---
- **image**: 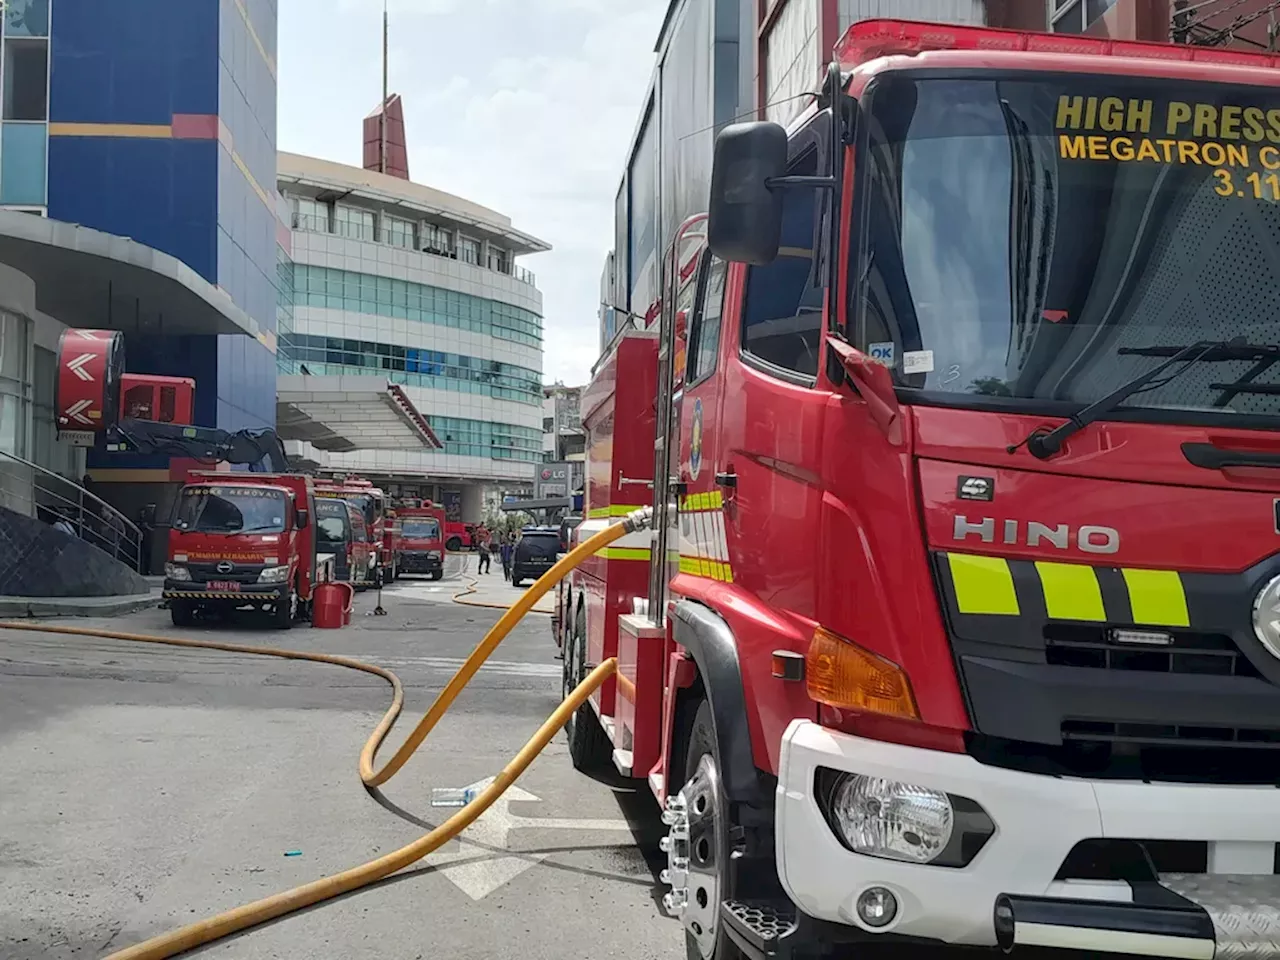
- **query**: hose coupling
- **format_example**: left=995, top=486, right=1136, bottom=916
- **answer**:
left=622, top=506, right=655, bottom=534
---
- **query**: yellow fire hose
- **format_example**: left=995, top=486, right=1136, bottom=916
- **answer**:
left=0, top=507, right=652, bottom=959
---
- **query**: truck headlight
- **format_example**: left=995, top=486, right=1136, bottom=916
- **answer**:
left=816, top=770, right=994, bottom=867
left=1253, top=574, right=1280, bottom=660
left=165, top=562, right=191, bottom=581
left=428, top=551, right=442, bottom=560
left=258, top=565, right=289, bottom=584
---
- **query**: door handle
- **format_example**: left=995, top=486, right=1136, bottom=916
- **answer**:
left=714, top=472, right=737, bottom=489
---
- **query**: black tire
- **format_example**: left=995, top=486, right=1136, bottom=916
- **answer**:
left=679, top=699, right=742, bottom=960
left=430, top=569, right=443, bottom=581
left=272, top=591, right=295, bottom=629
left=564, top=602, right=611, bottom=771
left=446, top=537, right=462, bottom=551
left=170, top=600, right=194, bottom=627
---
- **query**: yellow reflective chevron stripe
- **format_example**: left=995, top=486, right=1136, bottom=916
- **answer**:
left=948, top=554, right=1020, bottom=615
left=599, top=547, right=651, bottom=561
left=1121, top=568, right=1190, bottom=627
left=1035, top=561, right=1106, bottom=622
left=587, top=504, right=645, bottom=519
left=677, top=489, right=733, bottom=582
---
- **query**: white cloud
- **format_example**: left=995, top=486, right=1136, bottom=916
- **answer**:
left=279, top=0, right=667, bottom=386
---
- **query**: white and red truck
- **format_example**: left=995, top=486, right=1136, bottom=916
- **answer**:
left=557, top=16, right=1280, bottom=960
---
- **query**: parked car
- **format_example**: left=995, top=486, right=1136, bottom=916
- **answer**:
left=511, top=526, right=561, bottom=587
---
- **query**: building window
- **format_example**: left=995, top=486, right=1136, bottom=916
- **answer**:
left=292, top=197, right=330, bottom=233
left=1, top=121, right=46, bottom=204
left=5, top=0, right=50, bottom=37
left=31, top=344, right=78, bottom=477
left=292, top=265, right=544, bottom=346
left=1050, top=0, right=1117, bottom=33
left=382, top=214, right=415, bottom=249
left=459, top=237, right=481, bottom=265
left=284, top=331, right=542, bottom=402
left=0, top=310, right=30, bottom=457
left=3, top=37, right=47, bottom=120
left=426, top=415, right=543, bottom=462
left=487, top=246, right=510, bottom=274
left=334, top=204, right=375, bottom=241
left=421, top=223, right=453, bottom=256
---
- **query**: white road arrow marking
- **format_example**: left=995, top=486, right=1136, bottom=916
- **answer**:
left=66, top=353, right=96, bottom=382
left=426, top=777, right=634, bottom=900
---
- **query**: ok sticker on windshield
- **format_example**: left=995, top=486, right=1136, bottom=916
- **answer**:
left=868, top=342, right=895, bottom=367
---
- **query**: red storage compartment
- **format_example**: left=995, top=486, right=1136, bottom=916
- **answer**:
left=119, top=374, right=195, bottom=425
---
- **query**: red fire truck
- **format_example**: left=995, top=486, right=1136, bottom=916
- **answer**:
left=315, top=476, right=388, bottom=586
left=394, top=502, right=447, bottom=579
left=557, top=18, right=1280, bottom=960
left=164, top=471, right=327, bottom=628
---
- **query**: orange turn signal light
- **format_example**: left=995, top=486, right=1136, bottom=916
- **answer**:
left=805, top=627, right=918, bottom=719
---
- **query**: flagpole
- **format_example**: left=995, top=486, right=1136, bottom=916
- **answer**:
left=381, top=0, right=389, bottom=174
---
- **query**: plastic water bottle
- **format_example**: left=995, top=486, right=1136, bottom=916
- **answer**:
left=430, top=786, right=478, bottom=807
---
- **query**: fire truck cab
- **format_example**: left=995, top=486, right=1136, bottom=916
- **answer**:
left=164, top=472, right=328, bottom=628
left=559, top=18, right=1280, bottom=960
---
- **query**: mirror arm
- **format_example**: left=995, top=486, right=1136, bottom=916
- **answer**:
left=766, top=175, right=837, bottom=190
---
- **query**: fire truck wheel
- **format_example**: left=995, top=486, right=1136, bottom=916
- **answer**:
left=676, top=698, right=741, bottom=960
left=169, top=600, right=194, bottom=627
left=564, top=603, right=610, bottom=771
left=272, top=591, right=295, bottom=629
left=446, top=537, right=462, bottom=552
left=430, top=570, right=443, bottom=581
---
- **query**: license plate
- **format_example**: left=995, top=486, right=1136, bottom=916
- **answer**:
left=208, top=580, right=240, bottom=592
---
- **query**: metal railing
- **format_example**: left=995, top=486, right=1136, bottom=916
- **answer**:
left=0, top=448, right=144, bottom=572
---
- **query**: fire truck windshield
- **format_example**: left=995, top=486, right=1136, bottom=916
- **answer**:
left=855, top=72, right=1280, bottom=425
left=174, top=486, right=288, bottom=534
left=401, top=517, right=440, bottom=540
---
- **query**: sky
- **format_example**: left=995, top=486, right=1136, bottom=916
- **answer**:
left=277, top=0, right=669, bottom=387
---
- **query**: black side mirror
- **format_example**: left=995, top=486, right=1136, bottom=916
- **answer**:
left=295, top=507, right=310, bottom=530
left=707, top=121, right=788, bottom=265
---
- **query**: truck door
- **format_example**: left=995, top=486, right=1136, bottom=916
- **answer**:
left=675, top=250, right=730, bottom=587
left=714, top=115, right=832, bottom=618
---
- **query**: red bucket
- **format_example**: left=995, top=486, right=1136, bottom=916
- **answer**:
left=312, top=581, right=353, bottom=629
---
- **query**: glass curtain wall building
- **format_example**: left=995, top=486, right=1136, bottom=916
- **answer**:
left=276, top=152, right=549, bottom=488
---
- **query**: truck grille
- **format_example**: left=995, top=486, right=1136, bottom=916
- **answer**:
left=1044, top=624, right=1260, bottom=679
left=1062, top=719, right=1280, bottom=750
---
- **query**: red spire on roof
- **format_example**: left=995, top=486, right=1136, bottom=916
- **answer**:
left=363, top=94, right=410, bottom=180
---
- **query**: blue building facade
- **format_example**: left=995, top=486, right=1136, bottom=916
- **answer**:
left=36, top=0, right=279, bottom=469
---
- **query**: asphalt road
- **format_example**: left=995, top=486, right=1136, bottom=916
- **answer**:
left=0, top=567, right=682, bottom=959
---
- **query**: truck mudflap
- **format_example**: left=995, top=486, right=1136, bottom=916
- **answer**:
left=997, top=876, right=1280, bottom=960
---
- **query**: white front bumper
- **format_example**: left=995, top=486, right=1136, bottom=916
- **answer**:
left=776, top=719, right=1280, bottom=947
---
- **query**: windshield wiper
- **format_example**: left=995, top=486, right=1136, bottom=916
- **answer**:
left=1011, top=337, right=1249, bottom=460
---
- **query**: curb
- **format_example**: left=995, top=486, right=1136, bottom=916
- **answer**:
left=450, top=577, right=554, bottom=614
left=0, top=593, right=158, bottom=619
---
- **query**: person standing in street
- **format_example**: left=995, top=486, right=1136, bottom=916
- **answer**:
left=475, top=524, right=492, bottom=574
left=500, top=533, right=514, bottom=580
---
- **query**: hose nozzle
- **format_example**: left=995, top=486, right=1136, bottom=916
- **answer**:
left=622, top=506, right=654, bottom=534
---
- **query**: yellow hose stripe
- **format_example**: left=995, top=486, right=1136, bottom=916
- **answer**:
left=1121, top=568, right=1190, bottom=627
left=1035, top=561, right=1106, bottom=622
left=948, top=553, right=1020, bottom=616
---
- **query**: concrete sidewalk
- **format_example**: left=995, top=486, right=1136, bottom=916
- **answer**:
left=0, top=593, right=157, bottom=618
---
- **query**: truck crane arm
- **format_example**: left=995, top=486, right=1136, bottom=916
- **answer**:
left=107, top=418, right=291, bottom=473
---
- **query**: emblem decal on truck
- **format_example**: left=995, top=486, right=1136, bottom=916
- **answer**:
left=957, top=476, right=994, bottom=502
left=952, top=515, right=1120, bottom=554
left=689, top=397, right=704, bottom=482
